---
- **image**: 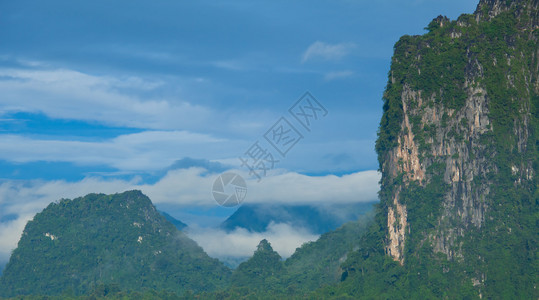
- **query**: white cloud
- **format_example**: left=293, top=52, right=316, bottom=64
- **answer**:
left=0, top=131, right=228, bottom=171
left=246, top=170, right=380, bottom=204
left=0, top=67, right=212, bottom=131
left=302, top=41, right=356, bottom=63
left=0, top=168, right=380, bottom=265
left=140, top=168, right=217, bottom=206
left=187, top=222, right=319, bottom=259
left=140, top=168, right=380, bottom=206
left=0, top=215, right=30, bottom=263
left=324, top=70, right=354, bottom=81
left=0, top=65, right=287, bottom=145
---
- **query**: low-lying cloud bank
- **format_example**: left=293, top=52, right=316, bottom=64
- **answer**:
left=186, top=222, right=319, bottom=260
left=141, top=168, right=380, bottom=206
left=0, top=168, right=380, bottom=267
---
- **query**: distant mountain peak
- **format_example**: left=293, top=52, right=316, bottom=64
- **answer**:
left=221, top=202, right=375, bottom=235
left=256, top=239, right=273, bottom=252
left=231, top=239, right=283, bottom=288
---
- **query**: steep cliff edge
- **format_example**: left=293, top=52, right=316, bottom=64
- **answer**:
left=337, top=0, right=538, bottom=298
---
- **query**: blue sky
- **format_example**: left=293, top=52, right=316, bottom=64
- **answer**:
left=0, top=0, right=478, bottom=262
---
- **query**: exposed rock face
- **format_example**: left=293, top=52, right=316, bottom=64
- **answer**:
left=378, top=0, right=538, bottom=267
left=386, top=189, right=407, bottom=263
left=477, top=0, right=539, bottom=26
left=382, top=68, right=496, bottom=262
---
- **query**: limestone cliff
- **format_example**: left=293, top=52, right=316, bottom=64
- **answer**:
left=370, top=0, right=538, bottom=297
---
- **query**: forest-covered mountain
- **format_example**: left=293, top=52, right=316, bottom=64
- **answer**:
left=227, top=214, right=372, bottom=294
left=0, top=190, right=372, bottom=299
left=0, top=191, right=230, bottom=297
